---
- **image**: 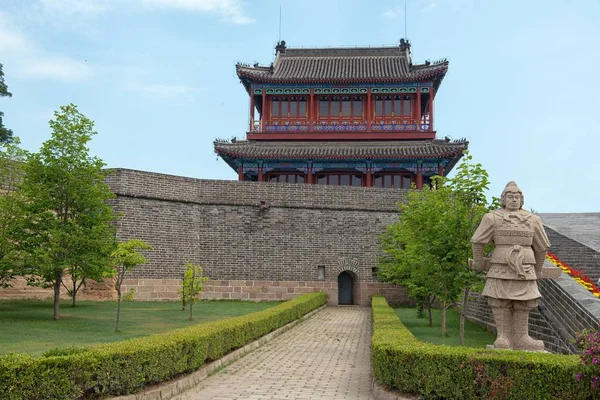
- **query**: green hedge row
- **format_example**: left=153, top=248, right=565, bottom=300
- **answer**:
left=371, top=296, right=592, bottom=400
left=0, top=292, right=327, bottom=400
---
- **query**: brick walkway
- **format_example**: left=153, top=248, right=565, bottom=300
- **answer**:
left=173, top=307, right=374, bottom=400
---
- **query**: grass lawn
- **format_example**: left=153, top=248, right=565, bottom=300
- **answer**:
left=395, top=306, right=496, bottom=348
left=0, top=299, right=281, bottom=356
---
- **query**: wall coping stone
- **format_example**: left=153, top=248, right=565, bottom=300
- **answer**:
left=545, top=259, right=600, bottom=320
left=106, top=168, right=407, bottom=213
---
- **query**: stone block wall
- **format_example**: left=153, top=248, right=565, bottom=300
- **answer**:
left=121, top=278, right=409, bottom=306
left=0, top=276, right=116, bottom=301
left=106, top=169, right=410, bottom=306
left=463, top=291, right=572, bottom=354
left=546, top=227, right=600, bottom=283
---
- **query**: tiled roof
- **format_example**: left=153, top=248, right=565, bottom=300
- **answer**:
left=214, top=139, right=467, bottom=161
left=236, top=45, right=448, bottom=86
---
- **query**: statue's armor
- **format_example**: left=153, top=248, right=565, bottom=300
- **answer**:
left=486, top=210, right=537, bottom=280
left=471, top=208, right=550, bottom=301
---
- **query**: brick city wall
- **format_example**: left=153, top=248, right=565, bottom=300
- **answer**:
left=546, top=227, right=600, bottom=283
left=464, top=261, right=600, bottom=354
left=107, top=169, right=410, bottom=306
left=463, top=290, right=573, bottom=354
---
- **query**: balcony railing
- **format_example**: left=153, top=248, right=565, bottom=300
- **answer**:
left=251, top=118, right=433, bottom=133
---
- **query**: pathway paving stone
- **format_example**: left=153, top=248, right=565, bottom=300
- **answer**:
left=173, top=307, right=373, bottom=400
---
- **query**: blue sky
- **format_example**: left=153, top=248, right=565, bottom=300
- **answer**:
left=1, top=0, right=598, bottom=212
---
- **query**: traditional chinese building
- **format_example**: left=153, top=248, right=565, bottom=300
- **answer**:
left=214, top=39, right=467, bottom=188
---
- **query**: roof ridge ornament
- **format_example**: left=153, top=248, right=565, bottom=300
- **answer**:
left=399, top=38, right=411, bottom=51
left=275, top=40, right=287, bottom=54
left=399, top=38, right=411, bottom=64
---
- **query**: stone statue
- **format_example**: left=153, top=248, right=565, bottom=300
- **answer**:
left=470, top=181, right=551, bottom=351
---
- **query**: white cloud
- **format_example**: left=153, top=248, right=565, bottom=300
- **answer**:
left=0, top=12, right=93, bottom=82
left=20, top=57, right=93, bottom=81
left=39, top=0, right=109, bottom=16
left=128, top=82, right=198, bottom=100
left=382, top=6, right=403, bottom=18
left=142, top=0, right=254, bottom=24
left=381, top=7, right=402, bottom=18
left=422, top=0, right=438, bottom=12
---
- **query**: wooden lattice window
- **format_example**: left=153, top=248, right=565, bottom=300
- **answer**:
left=268, top=174, right=305, bottom=183
left=374, top=95, right=412, bottom=118
left=373, top=174, right=412, bottom=189
left=270, top=96, right=307, bottom=119
left=317, top=96, right=365, bottom=119
left=315, top=173, right=363, bottom=187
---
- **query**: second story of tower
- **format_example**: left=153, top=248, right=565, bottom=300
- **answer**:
left=236, top=39, right=448, bottom=141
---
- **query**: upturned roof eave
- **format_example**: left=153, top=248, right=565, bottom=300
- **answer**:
left=216, top=153, right=465, bottom=161
left=214, top=142, right=468, bottom=162
left=236, top=69, right=448, bottom=94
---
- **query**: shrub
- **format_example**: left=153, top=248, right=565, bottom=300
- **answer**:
left=575, top=327, right=600, bottom=390
left=371, top=296, right=591, bottom=400
left=0, top=292, right=326, bottom=399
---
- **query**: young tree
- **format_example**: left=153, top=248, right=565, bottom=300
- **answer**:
left=0, top=137, right=28, bottom=287
left=447, top=153, right=499, bottom=344
left=379, top=152, right=494, bottom=339
left=111, top=239, right=152, bottom=332
left=0, top=63, right=13, bottom=144
left=63, top=245, right=117, bottom=307
left=179, top=263, right=209, bottom=321
left=19, top=104, right=118, bottom=320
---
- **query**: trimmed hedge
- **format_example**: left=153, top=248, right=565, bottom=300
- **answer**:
left=371, top=296, right=592, bottom=400
left=0, top=292, right=327, bottom=399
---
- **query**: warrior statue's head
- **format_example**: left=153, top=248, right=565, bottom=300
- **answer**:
left=500, top=181, right=524, bottom=211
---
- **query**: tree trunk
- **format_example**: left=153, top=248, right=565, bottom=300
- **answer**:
left=115, top=286, right=122, bottom=332
left=441, top=303, right=447, bottom=337
left=53, top=270, right=62, bottom=320
left=115, top=266, right=124, bottom=332
left=189, top=267, right=195, bottom=321
left=181, top=281, right=186, bottom=311
left=427, top=295, right=433, bottom=327
left=459, top=288, right=470, bottom=345
left=115, top=290, right=122, bottom=332
left=72, top=279, right=77, bottom=307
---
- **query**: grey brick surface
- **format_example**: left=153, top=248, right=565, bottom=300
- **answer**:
left=106, top=168, right=406, bottom=292
left=539, top=213, right=600, bottom=253
left=173, top=307, right=374, bottom=400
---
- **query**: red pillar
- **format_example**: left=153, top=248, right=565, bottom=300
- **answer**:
left=366, top=166, right=372, bottom=187
left=249, top=92, right=255, bottom=132
left=438, top=163, right=444, bottom=177
left=416, top=89, right=421, bottom=131
left=238, top=165, right=244, bottom=181
left=430, top=87, right=435, bottom=132
left=309, top=89, right=314, bottom=132
left=367, top=89, right=372, bottom=131
left=261, top=92, right=267, bottom=132
left=307, top=167, right=313, bottom=184
left=416, top=163, right=423, bottom=189
left=258, top=164, right=263, bottom=182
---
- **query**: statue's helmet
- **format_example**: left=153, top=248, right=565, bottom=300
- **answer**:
left=500, top=181, right=524, bottom=209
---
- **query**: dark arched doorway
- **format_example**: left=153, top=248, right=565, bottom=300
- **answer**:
left=338, top=271, right=354, bottom=305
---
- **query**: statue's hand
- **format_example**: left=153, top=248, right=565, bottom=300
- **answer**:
left=469, top=257, right=490, bottom=271
left=469, top=258, right=484, bottom=271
